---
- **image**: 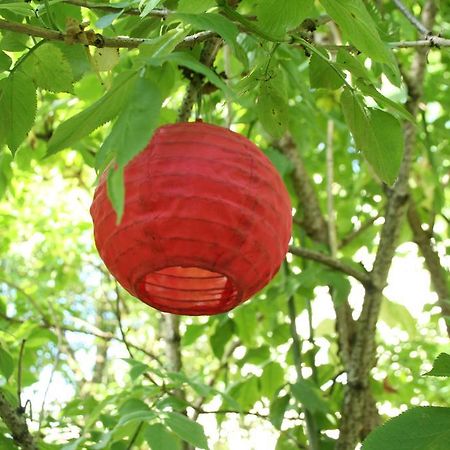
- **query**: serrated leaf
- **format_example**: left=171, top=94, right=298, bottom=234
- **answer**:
left=107, top=166, right=125, bottom=223
left=256, top=0, right=313, bottom=39
left=145, top=423, right=180, bottom=450
left=341, top=87, right=403, bottom=185
left=0, top=51, right=11, bottom=71
left=54, top=44, right=90, bottom=82
left=424, top=353, right=450, bottom=377
left=257, top=78, right=289, bottom=138
left=291, top=379, right=328, bottom=414
left=97, top=76, right=162, bottom=170
left=172, top=13, right=247, bottom=65
left=362, top=407, right=450, bottom=450
left=270, top=395, right=290, bottom=430
left=0, top=347, right=14, bottom=380
left=163, top=412, right=209, bottom=449
left=22, top=43, right=73, bottom=93
left=320, top=0, right=394, bottom=66
left=309, top=52, right=344, bottom=90
left=0, top=71, right=37, bottom=153
left=47, top=70, right=138, bottom=156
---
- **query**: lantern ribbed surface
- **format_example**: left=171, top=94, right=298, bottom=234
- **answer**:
left=90, top=122, right=292, bottom=315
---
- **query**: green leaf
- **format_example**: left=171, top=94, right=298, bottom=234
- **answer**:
left=355, top=79, right=415, bottom=122
left=336, top=49, right=373, bottom=82
left=291, top=379, right=328, bottom=414
left=0, top=51, right=11, bottom=71
left=117, top=410, right=155, bottom=426
left=181, top=323, right=207, bottom=347
left=256, top=0, right=313, bottom=39
left=380, top=297, right=417, bottom=336
left=309, top=52, right=344, bottom=90
left=139, top=29, right=189, bottom=59
left=0, top=151, right=13, bottom=199
left=163, top=412, right=209, bottom=449
left=270, top=395, right=290, bottom=430
left=424, top=353, right=450, bottom=377
left=0, top=347, right=14, bottom=380
left=107, top=166, right=125, bottom=223
left=233, top=304, right=257, bottom=346
left=48, top=70, right=138, bottom=156
left=340, top=87, right=403, bottom=185
left=0, top=71, right=37, bottom=153
left=210, top=317, right=234, bottom=359
left=362, top=407, right=450, bottom=450
left=0, top=32, right=29, bottom=52
left=228, top=377, right=260, bottom=411
left=171, top=13, right=247, bottom=65
left=257, top=78, right=289, bottom=138
left=145, top=423, right=180, bottom=450
left=26, top=328, right=57, bottom=348
left=319, top=0, right=394, bottom=65
left=148, top=52, right=234, bottom=99
left=261, top=362, right=285, bottom=399
left=21, top=43, right=73, bottom=93
left=54, top=43, right=91, bottom=82
left=97, top=76, right=162, bottom=170
left=0, top=3, right=33, bottom=16
left=177, top=0, right=215, bottom=13
left=140, top=0, right=163, bottom=18
left=95, top=12, right=123, bottom=29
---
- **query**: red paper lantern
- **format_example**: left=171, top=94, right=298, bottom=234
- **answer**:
left=90, top=122, right=292, bottom=315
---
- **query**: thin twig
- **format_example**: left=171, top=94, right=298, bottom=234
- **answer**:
left=0, top=391, right=37, bottom=450
left=0, top=18, right=215, bottom=49
left=392, top=0, right=430, bottom=35
left=288, top=246, right=372, bottom=287
left=17, top=340, right=27, bottom=410
left=339, top=215, right=379, bottom=248
left=127, top=421, right=144, bottom=449
left=114, top=282, right=134, bottom=359
left=38, top=349, right=61, bottom=431
left=286, top=264, right=319, bottom=450
left=326, top=120, right=338, bottom=257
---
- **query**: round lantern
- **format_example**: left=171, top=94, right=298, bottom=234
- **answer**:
left=90, top=122, right=292, bottom=315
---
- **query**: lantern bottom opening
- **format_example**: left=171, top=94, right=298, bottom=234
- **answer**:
left=136, top=266, right=239, bottom=315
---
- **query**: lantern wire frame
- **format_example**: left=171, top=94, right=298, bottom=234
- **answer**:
left=135, top=266, right=239, bottom=314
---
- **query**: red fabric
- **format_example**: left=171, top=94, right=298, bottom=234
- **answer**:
left=90, top=122, right=292, bottom=315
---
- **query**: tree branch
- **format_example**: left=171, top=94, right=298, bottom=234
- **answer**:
left=287, top=285, right=319, bottom=450
left=337, top=2, right=438, bottom=448
left=62, top=0, right=170, bottom=17
left=0, top=391, right=37, bottom=450
left=177, top=36, right=223, bottom=122
left=392, top=0, right=430, bottom=35
left=407, top=201, right=450, bottom=336
left=0, top=18, right=215, bottom=49
left=288, top=246, right=371, bottom=287
left=277, top=136, right=329, bottom=245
